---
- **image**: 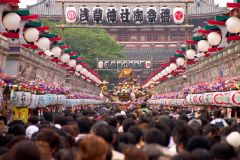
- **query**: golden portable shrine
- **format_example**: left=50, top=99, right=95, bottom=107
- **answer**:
left=100, top=68, right=156, bottom=103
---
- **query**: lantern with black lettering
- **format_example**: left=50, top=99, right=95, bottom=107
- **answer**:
left=106, top=6, right=117, bottom=23
left=79, top=6, right=90, bottom=23
left=147, top=6, right=157, bottom=24
left=120, top=6, right=130, bottom=23
left=93, top=6, right=103, bottom=24
left=133, top=7, right=144, bottom=24
left=173, top=6, right=184, bottom=24
left=160, top=6, right=170, bottom=23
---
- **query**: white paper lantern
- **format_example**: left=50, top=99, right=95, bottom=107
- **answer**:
left=24, top=28, right=39, bottom=43
left=198, top=40, right=210, bottom=52
left=147, top=7, right=157, bottom=24
left=75, top=72, right=80, bottom=76
left=3, top=13, right=21, bottom=31
left=133, top=7, right=144, bottom=24
left=170, top=63, right=177, bottom=71
left=36, top=37, right=51, bottom=50
left=51, top=46, right=62, bottom=58
left=93, top=6, right=104, bottom=24
left=106, top=6, right=117, bottom=23
left=76, top=64, right=83, bottom=71
left=80, top=68, right=87, bottom=74
left=66, top=7, right=77, bottom=23
left=207, top=32, right=222, bottom=46
left=173, top=7, right=185, bottom=24
left=161, top=69, right=167, bottom=76
left=68, top=59, right=76, bottom=68
left=119, top=6, right=131, bottom=23
left=166, top=67, right=172, bottom=73
left=226, top=17, right=240, bottom=34
left=60, top=54, right=70, bottom=63
left=176, top=57, right=185, bottom=66
left=186, top=49, right=196, bottom=60
left=44, top=50, right=54, bottom=57
left=98, top=61, right=103, bottom=69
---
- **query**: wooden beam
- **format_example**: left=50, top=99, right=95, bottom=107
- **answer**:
left=56, top=24, right=194, bottom=29
left=55, top=0, right=194, bottom=4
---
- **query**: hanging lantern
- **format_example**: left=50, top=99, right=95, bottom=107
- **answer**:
left=68, top=59, right=76, bottom=68
left=36, top=37, right=51, bottom=50
left=51, top=46, right=62, bottom=58
left=76, top=64, right=83, bottom=71
left=166, top=67, right=172, bottom=73
left=173, top=7, right=184, bottom=24
left=93, top=6, right=103, bottom=24
left=119, top=6, right=131, bottom=23
left=133, top=7, right=144, bottom=24
left=169, top=63, right=177, bottom=71
left=60, top=54, right=70, bottom=63
left=161, top=69, right=168, bottom=76
left=160, top=6, right=170, bottom=23
left=145, top=61, right=151, bottom=69
left=106, top=6, right=117, bottom=23
left=176, top=57, right=185, bottom=66
left=207, top=32, right=222, bottom=46
left=66, top=7, right=77, bottom=23
left=75, top=72, right=80, bottom=76
left=44, top=50, right=54, bottom=57
left=226, top=17, right=240, bottom=34
left=3, top=12, right=21, bottom=31
left=79, top=6, right=90, bottom=24
left=24, top=28, right=39, bottom=43
left=147, top=6, right=157, bottom=24
left=98, top=61, right=104, bottom=69
left=80, top=68, right=87, bottom=75
left=186, top=49, right=196, bottom=60
left=198, top=40, right=210, bottom=52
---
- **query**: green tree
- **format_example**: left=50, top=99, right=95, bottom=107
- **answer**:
left=41, top=19, right=124, bottom=78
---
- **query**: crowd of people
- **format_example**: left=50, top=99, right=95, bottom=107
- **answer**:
left=0, top=104, right=239, bottom=160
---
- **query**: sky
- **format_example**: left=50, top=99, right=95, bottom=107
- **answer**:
left=19, top=0, right=37, bottom=8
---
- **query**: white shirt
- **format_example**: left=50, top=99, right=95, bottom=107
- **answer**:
left=210, top=118, right=229, bottom=127
left=112, top=150, right=125, bottom=160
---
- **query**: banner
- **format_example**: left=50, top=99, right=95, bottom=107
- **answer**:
left=12, top=106, right=29, bottom=123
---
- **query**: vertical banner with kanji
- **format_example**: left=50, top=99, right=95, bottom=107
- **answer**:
left=12, top=106, right=29, bottom=123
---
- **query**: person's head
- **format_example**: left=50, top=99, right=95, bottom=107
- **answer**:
left=95, top=124, right=114, bottom=144
left=210, top=142, right=235, bottom=160
left=149, top=121, right=171, bottom=147
left=80, top=135, right=109, bottom=160
left=202, top=124, right=220, bottom=146
left=118, top=132, right=137, bottom=145
left=0, top=116, right=7, bottom=130
left=128, top=126, right=143, bottom=144
left=191, top=149, right=210, bottom=160
left=77, top=117, right=92, bottom=134
left=55, top=148, right=77, bottom=160
left=54, top=115, right=67, bottom=126
left=186, top=136, right=211, bottom=152
left=144, top=128, right=166, bottom=146
left=212, top=109, right=222, bottom=119
left=122, top=119, right=136, bottom=132
left=9, top=140, right=40, bottom=160
left=35, top=129, right=60, bottom=158
left=142, top=144, right=164, bottom=160
left=172, top=124, right=195, bottom=153
left=8, top=124, right=25, bottom=136
left=105, top=117, right=117, bottom=128
left=124, top=146, right=148, bottom=160
left=28, top=116, right=39, bottom=125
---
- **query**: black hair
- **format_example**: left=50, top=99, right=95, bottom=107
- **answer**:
left=122, top=119, right=136, bottom=132
left=144, top=128, right=166, bottom=146
left=95, top=125, right=113, bottom=144
left=105, top=117, right=117, bottom=128
left=0, top=116, right=7, bottom=125
left=186, top=136, right=211, bottom=152
left=8, top=124, right=25, bottom=136
left=210, top=142, right=235, bottom=160
left=77, top=117, right=92, bottom=134
left=54, top=115, right=67, bottom=126
left=127, top=126, right=143, bottom=143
